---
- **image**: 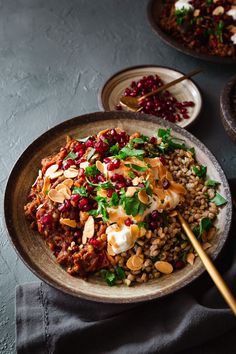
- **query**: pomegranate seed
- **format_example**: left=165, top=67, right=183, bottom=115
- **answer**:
left=183, top=114, right=190, bottom=119
left=79, top=198, right=90, bottom=211
left=74, top=142, right=84, bottom=152
left=125, top=179, right=132, bottom=187
left=85, top=139, right=94, bottom=148
left=149, top=221, right=158, bottom=230
left=162, top=178, right=170, bottom=189
left=175, top=260, right=185, bottom=270
left=58, top=200, right=71, bottom=212
left=107, top=159, right=120, bottom=171
left=159, top=156, right=167, bottom=165
left=150, top=136, right=157, bottom=144
left=111, top=173, right=124, bottom=182
left=125, top=218, right=133, bottom=226
left=94, top=139, right=109, bottom=154
left=89, top=238, right=101, bottom=247
left=63, top=158, right=75, bottom=170
left=115, top=104, right=122, bottom=110
left=150, top=210, right=159, bottom=220
left=107, top=189, right=114, bottom=198
left=103, top=157, right=111, bottom=164
left=70, top=194, right=80, bottom=204
left=115, top=181, right=125, bottom=189
left=74, top=230, right=82, bottom=238
left=98, top=175, right=105, bottom=182
left=41, top=213, right=53, bottom=225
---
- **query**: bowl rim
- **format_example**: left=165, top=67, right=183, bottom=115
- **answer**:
left=146, top=0, right=236, bottom=65
left=98, top=64, right=203, bottom=129
left=220, top=74, right=236, bottom=144
left=4, top=111, right=232, bottom=303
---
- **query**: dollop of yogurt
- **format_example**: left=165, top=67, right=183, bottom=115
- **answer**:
left=230, top=33, right=236, bottom=45
left=106, top=224, right=134, bottom=254
left=175, top=0, right=193, bottom=11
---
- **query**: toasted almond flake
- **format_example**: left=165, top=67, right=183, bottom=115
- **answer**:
left=170, top=181, right=186, bottom=195
left=62, top=179, right=74, bottom=188
left=202, top=242, right=211, bottom=250
left=80, top=211, right=89, bottom=224
left=55, top=184, right=72, bottom=199
left=228, top=25, right=236, bottom=34
left=82, top=215, right=95, bottom=243
left=138, top=190, right=149, bottom=204
left=60, top=218, right=77, bottom=228
left=126, top=255, right=143, bottom=271
left=64, top=167, right=78, bottom=178
left=96, top=160, right=105, bottom=174
left=212, top=6, right=224, bottom=16
left=169, top=210, right=177, bottom=217
left=48, top=189, right=65, bottom=203
left=207, top=227, right=217, bottom=241
left=107, top=242, right=116, bottom=256
left=144, top=157, right=159, bottom=167
left=49, top=170, right=64, bottom=179
left=130, top=224, right=140, bottom=241
left=186, top=252, right=195, bottom=265
left=154, top=261, right=173, bottom=274
left=97, top=189, right=107, bottom=197
left=193, top=9, right=200, bottom=17
left=132, top=176, right=144, bottom=185
left=126, top=186, right=137, bottom=197
left=80, top=161, right=89, bottom=169
left=42, top=176, right=51, bottom=194
left=97, top=128, right=109, bottom=138
left=45, top=164, right=59, bottom=177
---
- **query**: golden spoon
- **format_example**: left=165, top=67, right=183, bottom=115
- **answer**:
left=119, top=68, right=202, bottom=112
left=177, top=211, right=236, bottom=315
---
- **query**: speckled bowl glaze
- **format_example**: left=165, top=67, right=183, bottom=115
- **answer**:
left=4, top=111, right=232, bottom=303
left=147, top=0, right=236, bottom=65
left=220, top=75, right=236, bottom=144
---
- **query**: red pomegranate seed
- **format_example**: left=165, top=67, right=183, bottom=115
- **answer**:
left=150, top=136, right=157, bottom=144
left=103, top=157, right=111, bottom=164
left=115, top=181, right=125, bottom=189
left=162, top=178, right=170, bottom=189
left=74, top=142, right=84, bottom=152
left=79, top=197, right=90, bottom=211
left=107, top=189, right=114, bottom=198
left=85, top=139, right=94, bottom=148
left=107, top=159, right=120, bottom=171
left=111, top=173, right=124, bottom=182
left=124, top=218, right=133, bottom=226
left=41, top=213, right=53, bottom=225
left=74, top=230, right=82, bottom=238
left=159, top=156, right=167, bottom=165
left=175, top=260, right=185, bottom=270
left=70, top=194, right=80, bottom=204
left=150, top=210, right=159, bottom=220
left=63, top=158, right=75, bottom=170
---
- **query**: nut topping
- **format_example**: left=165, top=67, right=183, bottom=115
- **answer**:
left=154, top=261, right=173, bottom=274
left=82, top=215, right=95, bottom=243
left=126, top=255, right=144, bottom=271
left=60, top=218, right=77, bottom=228
left=48, top=189, right=65, bottom=203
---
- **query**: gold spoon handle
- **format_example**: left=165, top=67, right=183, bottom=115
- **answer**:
left=177, top=211, right=236, bottom=315
left=139, top=68, right=202, bottom=102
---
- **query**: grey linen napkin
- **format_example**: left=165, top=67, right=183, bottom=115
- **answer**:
left=16, top=190, right=236, bottom=354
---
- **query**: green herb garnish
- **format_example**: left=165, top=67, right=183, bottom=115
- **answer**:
left=205, top=179, right=220, bottom=188
left=131, top=136, right=149, bottom=144
left=199, top=217, right=213, bottom=236
left=157, top=128, right=189, bottom=152
left=120, top=191, right=148, bottom=217
left=115, top=266, right=125, bottom=280
left=89, top=196, right=109, bottom=221
left=72, top=186, right=88, bottom=197
left=128, top=171, right=136, bottom=179
left=210, top=193, right=227, bottom=206
left=175, top=8, right=192, bottom=25
left=64, top=151, right=77, bottom=160
left=116, top=146, right=145, bottom=160
left=126, top=164, right=148, bottom=172
left=109, top=145, right=120, bottom=155
left=137, top=221, right=147, bottom=229
left=192, top=165, right=207, bottom=178
left=109, top=192, right=119, bottom=207
left=100, top=270, right=116, bottom=286
left=150, top=256, right=159, bottom=263
left=85, top=164, right=99, bottom=177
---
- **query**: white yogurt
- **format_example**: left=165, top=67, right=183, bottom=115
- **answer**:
left=106, top=224, right=134, bottom=254
left=230, top=33, right=236, bottom=45
left=175, top=0, right=194, bottom=11
left=227, top=8, right=236, bottom=21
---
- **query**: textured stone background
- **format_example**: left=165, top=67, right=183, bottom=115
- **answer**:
left=0, top=0, right=236, bottom=352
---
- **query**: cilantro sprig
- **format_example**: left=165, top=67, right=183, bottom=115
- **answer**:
left=157, top=128, right=190, bottom=153
left=72, top=186, right=88, bottom=197
left=85, top=165, right=99, bottom=177
left=100, top=266, right=126, bottom=286
left=210, top=193, right=227, bottom=206
left=120, top=190, right=148, bottom=217
left=192, top=165, right=207, bottom=178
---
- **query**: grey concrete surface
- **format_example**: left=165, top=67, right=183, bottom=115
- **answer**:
left=0, top=0, right=235, bottom=352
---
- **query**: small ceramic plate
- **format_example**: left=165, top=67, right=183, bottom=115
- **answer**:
left=4, top=111, right=232, bottom=303
left=220, top=75, right=236, bottom=144
left=147, top=0, right=236, bottom=65
left=99, top=65, right=202, bottom=129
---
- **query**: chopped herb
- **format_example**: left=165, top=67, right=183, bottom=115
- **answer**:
left=90, top=196, right=109, bottom=221
left=205, top=179, right=220, bottom=187
left=137, top=221, right=147, bottom=229
left=116, top=146, right=145, bottom=160
left=150, top=256, right=159, bottom=263
left=157, top=128, right=189, bottom=152
left=206, top=0, right=213, bottom=5
left=115, top=266, right=125, bottom=280
left=216, top=20, right=224, bottom=43
left=175, top=8, right=192, bottom=25
left=144, top=180, right=153, bottom=196
left=132, top=136, right=149, bottom=144
left=72, top=186, right=88, bottom=197
left=100, top=270, right=116, bottom=286
left=193, top=226, right=200, bottom=237
left=192, top=165, right=207, bottom=178
left=128, top=171, right=136, bottom=179
left=77, top=136, right=91, bottom=142
left=210, top=193, right=227, bottom=206
left=180, top=251, right=187, bottom=263
left=86, top=148, right=96, bottom=160
left=187, top=147, right=195, bottom=156
left=109, top=192, right=119, bottom=207
left=199, top=217, right=213, bottom=236
left=120, top=191, right=148, bottom=217
left=127, top=164, right=148, bottom=172
left=109, top=145, right=120, bottom=155
left=86, top=178, right=113, bottom=190
left=64, top=151, right=77, bottom=160
left=85, top=164, right=99, bottom=177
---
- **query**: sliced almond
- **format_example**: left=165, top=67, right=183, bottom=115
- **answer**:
left=60, top=218, right=77, bottom=228
left=207, top=227, right=217, bottom=241
left=212, top=6, right=224, bottom=16
left=42, top=176, right=51, bottom=194
left=82, top=215, right=95, bottom=244
left=49, top=170, right=64, bottom=179
left=202, top=242, right=211, bottom=250
left=227, top=25, right=236, bottom=34
left=132, top=176, right=144, bottom=185
left=154, top=261, right=173, bottom=274
left=64, top=167, right=78, bottom=178
left=48, top=189, right=65, bottom=203
left=130, top=224, right=140, bottom=241
left=169, top=210, right=177, bottom=217
left=126, top=186, right=137, bottom=197
left=138, top=190, right=149, bottom=204
left=186, top=252, right=195, bottom=265
left=107, top=242, right=116, bottom=256
left=97, top=128, right=109, bottom=138
left=96, top=160, right=105, bottom=174
left=45, top=164, right=59, bottom=177
left=62, top=178, right=74, bottom=188
left=80, top=161, right=89, bottom=169
left=193, top=9, right=200, bottom=17
left=126, top=255, right=143, bottom=271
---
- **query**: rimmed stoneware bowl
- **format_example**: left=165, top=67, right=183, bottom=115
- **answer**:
left=220, top=75, right=236, bottom=144
left=99, top=65, right=202, bottom=129
left=4, top=111, right=232, bottom=303
left=147, top=0, right=236, bottom=65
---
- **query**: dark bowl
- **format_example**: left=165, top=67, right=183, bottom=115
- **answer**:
left=147, top=0, right=236, bottom=65
left=4, top=111, right=232, bottom=303
left=220, top=75, right=236, bottom=144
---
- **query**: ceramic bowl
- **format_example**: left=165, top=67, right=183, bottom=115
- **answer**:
left=220, top=75, right=236, bottom=144
left=99, top=65, right=202, bottom=129
left=4, top=111, right=232, bottom=303
left=147, top=0, right=236, bottom=65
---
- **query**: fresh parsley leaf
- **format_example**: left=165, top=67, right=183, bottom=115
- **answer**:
left=144, top=180, right=153, bottom=196
left=77, top=136, right=91, bottom=142
left=109, top=145, right=120, bottom=155
left=64, top=151, right=77, bottom=160
left=187, top=147, right=195, bottom=156
left=137, top=221, right=147, bottom=229
left=100, top=270, right=116, bottom=286
left=86, top=148, right=96, bottom=160
left=175, top=8, right=192, bottom=25
left=86, top=178, right=113, bottom=190
left=85, top=165, right=99, bottom=177
left=72, top=186, right=88, bottom=197
left=192, top=165, right=207, bottom=178
left=115, top=266, right=125, bottom=280
left=193, top=226, right=200, bottom=237
left=109, top=192, right=119, bottom=207
left=205, top=179, right=220, bottom=188
left=210, top=193, right=227, bottom=206
left=127, top=164, right=148, bottom=172
left=132, top=136, right=148, bottom=144
left=157, top=128, right=188, bottom=152
left=116, top=147, right=145, bottom=160
left=199, top=217, right=212, bottom=236
left=120, top=192, right=148, bottom=217
left=128, top=171, right=136, bottom=179
left=93, top=196, right=109, bottom=221
left=180, top=251, right=187, bottom=263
